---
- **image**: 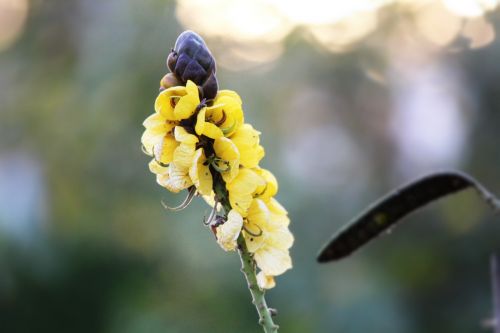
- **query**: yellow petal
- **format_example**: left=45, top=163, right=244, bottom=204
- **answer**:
left=244, top=199, right=270, bottom=253
left=161, top=163, right=192, bottom=192
left=195, top=107, right=206, bottom=136
left=174, top=126, right=199, bottom=144
left=143, top=112, right=165, bottom=128
left=267, top=198, right=290, bottom=227
left=189, top=148, right=213, bottom=196
left=214, top=137, right=240, bottom=182
left=203, top=122, right=224, bottom=139
left=216, top=90, right=243, bottom=105
left=196, top=107, right=225, bottom=139
left=148, top=159, right=168, bottom=175
left=142, top=113, right=177, bottom=155
left=230, top=124, right=265, bottom=168
left=214, top=137, right=240, bottom=161
left=256, top=272, right=276, bottom=290
left=213, top=93, right=244, bottom=137
left=173, top=143, right=196, bottom=170
left=141, top=129, right=164, bottom=155
left=254, top=246, right=292, bottom=276
left=267, top=225, right=294, bottom=250
left=220, top=160, right=239, bottom=184
left=255, top=168, right=278, bottom=200
left=154, top=135, right=178, bottom=165
left=155, top=87, right=186, bottom=120
left=174, top=81, right=200, bottom=120
left=216, top=210, right=243, bottom=252
left=227, top=168, right=265, bottom=216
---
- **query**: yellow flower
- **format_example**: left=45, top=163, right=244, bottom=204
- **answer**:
left=148, top=126, right=198, bottom=193
left=155, top=80, right=200, bottom=121
left=141, top=113, right=178, bottom=163
left=195, top=107, right=224, bottom=139
left=243, top=199, right=293, bottom=277
left=212, top=90, right=244, bottom=137
left=215, top=210, right=243, bottom=251
left=226, top=168, right=265, bottom=216
left=142, top=80, right=201, bottom=163
left=213, top=137, right=240, bottom=183
left=229, top=124, right=265, bottom=168
left=254, top=168, right=278, bottom=201
left=194, top=89, right=244, bottom=138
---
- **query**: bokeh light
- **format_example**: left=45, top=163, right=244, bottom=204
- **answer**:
left=177, top=0, right=500, bottom=69
left=0, top=0, right=29, bottom=52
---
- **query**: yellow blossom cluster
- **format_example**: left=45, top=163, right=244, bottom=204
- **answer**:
left=141, top=80, right=293, bottom=289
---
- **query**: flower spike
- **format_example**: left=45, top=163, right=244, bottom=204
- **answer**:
left=142, top=30, right=292, bottom=332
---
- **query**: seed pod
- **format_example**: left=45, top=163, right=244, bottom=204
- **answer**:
left=167, top=30, right=218, bottom=99
left=317, top=171, right=500, bottom=263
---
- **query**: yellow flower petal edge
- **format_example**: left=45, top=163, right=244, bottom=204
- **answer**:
left=230, top=124, right=265, bottom=168
left=216, top=210, right=243, bottom=251
left=227, top=168, right=266, bottom=216
left=214, top=137, right=240, bottom=183
left=173, top=80, right=200, bottom=120
left=256, top=271, right=276, bottom=290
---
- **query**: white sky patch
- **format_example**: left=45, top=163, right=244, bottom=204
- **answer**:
left=389, top=60, right=468, bottom=178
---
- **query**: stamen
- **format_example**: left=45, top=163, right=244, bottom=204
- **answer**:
left=150, top=147, right=169, bottom=167
left=214, top=110, right=227, bottom=126
left=254, top=184, right=268, bottom=198
left=203, top=201, right=219, bottom=226
left=141, top=144, right=153, bottom=157
left=221, top=120, right=236, bottom=135
left=170, top=96, right=181, bottom=108
left=243, top=224, right=263, bottom=237
left=161, top=187, right=196, bottom=211
left=154, top=159, right=169, bottom=168
left=211, top=159, right=230, bottom=172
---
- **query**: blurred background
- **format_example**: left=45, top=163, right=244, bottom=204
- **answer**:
left=1, top=0, right=500, bottom=332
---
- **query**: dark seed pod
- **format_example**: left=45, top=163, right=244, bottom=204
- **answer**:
left=317, top=171, right=500, bottom=263
left=167, top=30, right=218, bottom=99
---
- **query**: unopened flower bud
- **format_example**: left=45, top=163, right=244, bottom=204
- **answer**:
left=167, top=30, right=218, bottom=99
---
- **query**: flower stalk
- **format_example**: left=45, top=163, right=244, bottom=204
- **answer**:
left=213, top=174, right=279, bottom=333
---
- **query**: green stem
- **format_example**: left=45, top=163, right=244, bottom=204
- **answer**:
left=237, top=235, right=279, bottom=333
left=213, top=175, right=279, bottom=333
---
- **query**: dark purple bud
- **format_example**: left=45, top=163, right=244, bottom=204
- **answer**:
left=201, top=71, right=219, bottom=100
left=167, top=31, right=218, bottom=99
